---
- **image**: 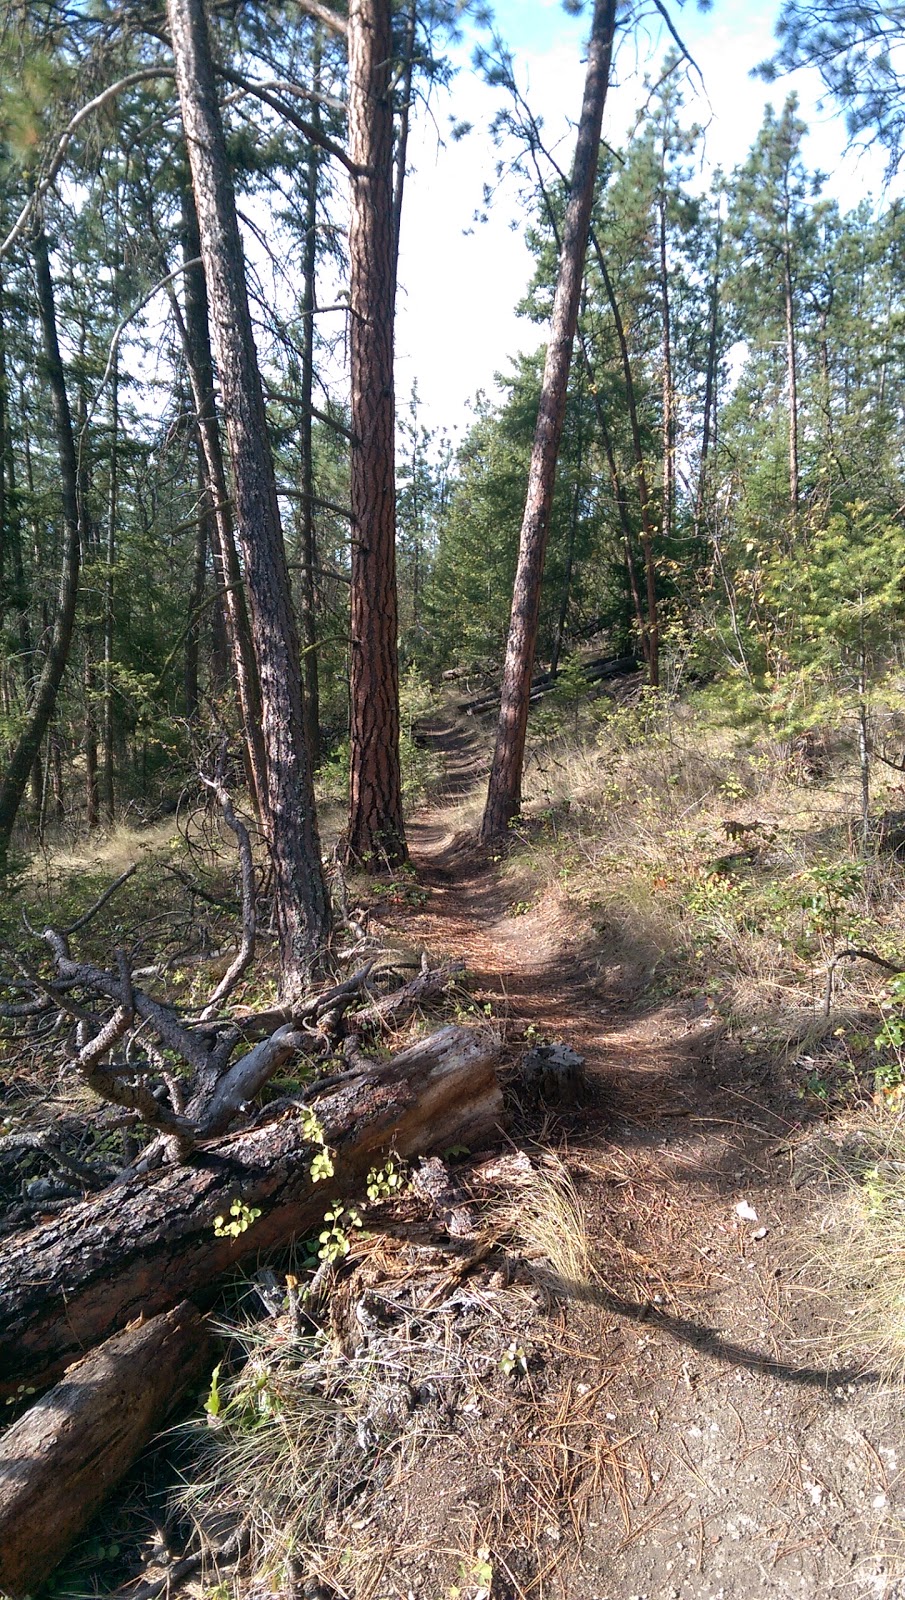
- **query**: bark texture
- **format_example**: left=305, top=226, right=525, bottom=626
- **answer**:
left=0, top=1303, right=211, bottom=1600
left=0, top=1025, right=502, bottom=1393
left=346, top=0, right=406, bottom=866
left=167, top=0, right=331, bottom=983
left=480, top=0, right=617, bottom=844
left=178, top=181, right=268, bottom=815
left=0, top=224, right=81, bottom=865
left=299, top=33, right=323, bottom=767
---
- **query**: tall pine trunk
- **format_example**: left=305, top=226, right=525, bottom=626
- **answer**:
left=167, top=0, right=331, bottom=987
left=0, top=224, right=81, bottom=869
left=783, top=233, right=800, bottom=520
left=345, top=0, right=406, bottom=866
left=592, top=240, right=660, bottom=685
left=177, top=183, right=268, bottom=816
left=658, top=183, right=674, bottom=550
left=694, top=209, right=722, bottom=541
left=298, top=27, right=323, bottom=768
left=480, top=0, right=617, bottom=846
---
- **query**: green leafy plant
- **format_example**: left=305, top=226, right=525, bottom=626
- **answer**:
left=499, top=1341, right=528, bottom=1378
left=213, top=1199, right=262, bottom=1238
left=301, top=1107, right=336, bottom=1183
left=318, top=1203, right=363, bottom=1262
left=366, top=1157, right=405, bottom=1201
left=205, top=1362, right=223, bottom=1419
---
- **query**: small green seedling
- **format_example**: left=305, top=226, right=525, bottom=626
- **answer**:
left=213, top=1199, right=261, bottom=1238
left=205, top=1361, right=223, bottom=1418
left=499, top=1342, right=528, bottom=1379
left=301, top=1106, right=336, bottom=1182
left=366, top=1157, right=405, bottom=1201
left=318, top=1203, right=363, bottom=1262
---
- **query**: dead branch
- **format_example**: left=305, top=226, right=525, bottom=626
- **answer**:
left=0, top=1128, right=111, bottom=1190
left=823, top=945, right=905, bottom=1015
left=0, top=1302, right=212, bottom=1600
left=0, top=1024, right=504, bottom=1393
left=62, top=864, right=138, bottom=935
left=198, top=773, right=256, bottom=1018
left=352, top=959, right=465, bottom=1030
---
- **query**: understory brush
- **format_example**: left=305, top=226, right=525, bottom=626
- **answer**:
left=806, top=1110, right=905, bottom=1376
left=491, top=668, right=905, bottom=1375
left=502, top=674, right=905, bottom=1099
left=169, top=1157, right=606, bottom=1597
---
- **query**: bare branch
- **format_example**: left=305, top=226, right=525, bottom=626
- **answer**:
left=219, top=68, right=362, bottom=175
left=649, top=0, right=705, bottom=89
left=195, top=1024, right=308, bottom=1137
left=824, top=945, right=905, bottom=1016
left=41, top=932, right=215, bottom=1077
left=62, top=865, right=138, bottom=936
left=295, top=0, right=349, bottom=38
left=198, top=774, right=256, bottom=1018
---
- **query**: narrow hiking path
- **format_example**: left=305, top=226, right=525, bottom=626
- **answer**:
left=377, top=711, right=905, bottom=1600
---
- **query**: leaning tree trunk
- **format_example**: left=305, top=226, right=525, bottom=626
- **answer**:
left=0, top=223, right=81, bottom=869
left=345, top=0, right=407, bottom=866
left=166, top=0, right=331, bottom=986
left=480, top=0, right=617, bottom=845
left=0, top=1025, right=502, bottom=1393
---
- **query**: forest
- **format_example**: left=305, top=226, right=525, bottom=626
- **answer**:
left=3, top=0, right=905, bottom=1597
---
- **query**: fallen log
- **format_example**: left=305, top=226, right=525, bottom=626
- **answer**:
left=459, top=653, right=638, bottom=715
left=0, top=1302, right=212, bottom=1600
left=0, top=1025, right=503, bottom=1395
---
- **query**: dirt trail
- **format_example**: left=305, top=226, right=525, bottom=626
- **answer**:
left=381, top=714, right=905, bottom=1600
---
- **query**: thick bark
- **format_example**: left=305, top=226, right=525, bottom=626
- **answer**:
left=346, top=0, right=407, bottom=866
left=101, top=354, right=118, bottom=823
left=178, top=182, right=268, bottom=813
left=0, top=1024, right=502, bottom=1393
left=0, top=224, right=81, bottom=867
left=0, top=1303, right=212, bottom=1600
left=480, top=0, right=617, bottom=845
left=167, top=0, right=331, bottom=985
left=299, top=29, right=323, bottom=767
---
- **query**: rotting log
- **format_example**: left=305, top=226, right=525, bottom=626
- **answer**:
left=0, top=1025, right=503, bottom=1395
left=0, top=1302, right=212, bottom=1600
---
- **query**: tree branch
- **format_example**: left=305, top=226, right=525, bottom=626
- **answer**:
left=219, top=68, right=362, bottom=175
left=0, top=69, right=176, bottom=261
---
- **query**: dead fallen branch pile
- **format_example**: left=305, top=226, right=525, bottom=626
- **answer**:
left=0, top=834, right=506, bottom=1595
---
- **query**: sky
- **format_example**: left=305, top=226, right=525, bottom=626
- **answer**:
left=393, top=0, right=895, bottom=438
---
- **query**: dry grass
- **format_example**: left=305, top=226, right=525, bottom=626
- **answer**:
left=494, top=685, right=905, bottom=1076
left=168, top=1142, right=644, bottom=1600
left=804, top=1110, right=905, bottom=1377
left=493, top=1148, right=597, bottom=1292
